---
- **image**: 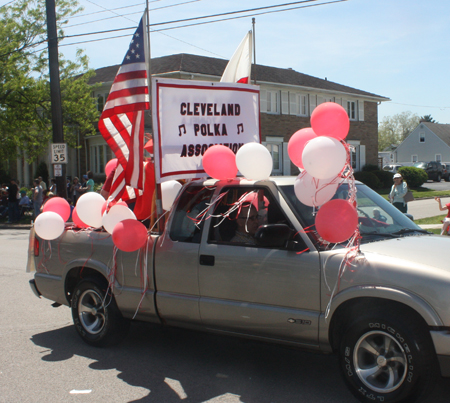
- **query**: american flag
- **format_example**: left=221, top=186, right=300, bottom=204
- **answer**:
left=98, top=12, right=149, bottom=202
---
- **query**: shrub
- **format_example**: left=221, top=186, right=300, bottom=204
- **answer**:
left=361, top=164, right=379, bottom=172
left=373, top=170, right=394, bottom=188
left=397, top=166, right=427, bottom=188
left=354, top=171, right=382, bottom=189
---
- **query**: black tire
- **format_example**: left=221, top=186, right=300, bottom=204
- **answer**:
left=435, top=174, right=441, bottom=182
left=338, top=307, right=438, bottom=403
left=71, top=278, right=129, bottom=347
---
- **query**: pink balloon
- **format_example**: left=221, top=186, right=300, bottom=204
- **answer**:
left=294, top=172, right=339, bottom=207
left=72, top=206, right=89, bottom=228
left=202, top=145, right=238, bottom=180
left=311, top=102, right=350, bottom=140
left=43, top=197, right=71, bottom=222
left=287, top=128, right=317, bottom=169
left=302, top=136, right=347, bottom=179
left=105, top=158, right=118, bottom=177
left=315, top=199, right=358, bottom=243
left=112, top=219, right=148, bottom=252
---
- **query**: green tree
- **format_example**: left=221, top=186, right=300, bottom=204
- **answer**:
left=378, top=111, right=420, bottom=151
left=0, top=0, right=99, bottom=162
left=420, top=114, right=438, bottom=123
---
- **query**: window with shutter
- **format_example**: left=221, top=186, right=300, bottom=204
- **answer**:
left=281, top=91, right=289, bottom=115
left=358, top=100, right=364, bottom=121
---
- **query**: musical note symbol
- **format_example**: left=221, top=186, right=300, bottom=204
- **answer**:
left=178, top=124, right=186, bottom=136
left=237, top=123, right=244, bottom=134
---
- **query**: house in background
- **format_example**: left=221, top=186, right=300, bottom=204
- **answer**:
left=394, top=122, right=450, bottom=164
left=12, top=53, right=389, bottom=187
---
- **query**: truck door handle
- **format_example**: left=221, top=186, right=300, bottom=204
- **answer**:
left=200, top=255, right=215, bottom=266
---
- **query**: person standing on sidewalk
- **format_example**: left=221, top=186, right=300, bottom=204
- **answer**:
left=435, top=197, right=450, bottom=235
left=7, top=179, right=19, bottom=223
left=389, top=173, right=408, bottom=213
left=33, top=179, right=43, bottom=218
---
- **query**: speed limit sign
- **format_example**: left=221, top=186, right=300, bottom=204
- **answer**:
left=51, top=143, right=68, bottom=164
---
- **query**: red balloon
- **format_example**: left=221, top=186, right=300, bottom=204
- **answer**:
left=315, top=199, right=358, bottom=243
left=112, top=219, right=149, bottom=252
left=202, top=145, right=238, bottom=180
left=311, top=102, right=350, bottom=140
left=287, top=128, right=317, bottom=169
left=43, top=197, right=71, bottom=222
left=72, top=206, right=89, bottom=228
left=105, top=158, right=118, bottom=177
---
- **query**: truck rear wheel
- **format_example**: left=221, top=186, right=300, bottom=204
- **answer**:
left=71, top=278, right=129, bottom=347
left=338, top=307, right=437, bottom=403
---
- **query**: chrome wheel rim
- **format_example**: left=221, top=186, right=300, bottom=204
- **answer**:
left=353, top=330, right=407, bottom=393
left=78, top=289, right=106, bottom=335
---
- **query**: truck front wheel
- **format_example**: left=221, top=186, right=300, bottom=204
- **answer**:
left=338, top=308, right=437, bottom=403
left=71, top=278, right=129, bottom=347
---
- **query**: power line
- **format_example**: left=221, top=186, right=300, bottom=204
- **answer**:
left=2, top=0, right=346, bottom=59
left=68, top=0, right=201, bottom=25
left=389, top=102, right=450, bottom=110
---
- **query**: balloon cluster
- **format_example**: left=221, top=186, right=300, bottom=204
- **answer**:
left=288, top=102, right=357, bottom=244
left=35, top=192, right=149, bottom=253
left=202, top=142, right=273, bottom=181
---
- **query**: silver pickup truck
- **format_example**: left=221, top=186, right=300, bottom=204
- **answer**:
left=27, top=177, right=450, bottom=403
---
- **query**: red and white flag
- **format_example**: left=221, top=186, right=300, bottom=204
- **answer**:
left=98, top=12, right=149, bottom=202
left=220, top=31, right=252, bottom=84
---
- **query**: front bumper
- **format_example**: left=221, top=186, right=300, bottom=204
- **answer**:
left=431, top=330, right=450, bottom=377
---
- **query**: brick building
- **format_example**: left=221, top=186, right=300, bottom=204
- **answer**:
left=12, top=53, right=389, bottom=187
left=89, top=53, right=389, bottom=178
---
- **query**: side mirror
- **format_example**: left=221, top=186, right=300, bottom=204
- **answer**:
left=255, top=224, right=292, bottom=247
left=254, top=224, right=307, bottom=252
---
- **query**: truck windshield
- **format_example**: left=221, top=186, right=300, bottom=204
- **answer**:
left=278, top=183, right=426, bottom=244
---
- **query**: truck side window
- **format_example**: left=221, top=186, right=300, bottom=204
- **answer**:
left=208, top=187, right=294, bottom=248
left=169, top=184, right=214, bottom=243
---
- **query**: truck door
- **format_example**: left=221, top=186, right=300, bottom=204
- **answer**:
left=198, top=185, right=321, bottom=346
left=154, top=183, right=214, bottom=327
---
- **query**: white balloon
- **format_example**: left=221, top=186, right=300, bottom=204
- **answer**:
left=236, top=143, right=273, bottom=180
left=302, top=136, right=347, bottom=179
left=76, top=192, right=105, bottom=228
left=161, top=180, right=182, bottom=210
left=294, top=172, right=339, bottom=207
left=102, top=204, right=136, bottom=234
left=34, top=211, right=65, bottom=240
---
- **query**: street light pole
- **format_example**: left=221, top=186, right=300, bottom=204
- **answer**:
left=46, top=0, right=67, bottom=199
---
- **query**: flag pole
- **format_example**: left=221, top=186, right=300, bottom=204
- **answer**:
left=145, top=1, right=164, bottom=233
left=252, top=18, right=256, bottom=85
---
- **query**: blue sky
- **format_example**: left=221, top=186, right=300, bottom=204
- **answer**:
left=60, top=0, right=450, bottom=124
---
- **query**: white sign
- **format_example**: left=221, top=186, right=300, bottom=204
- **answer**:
left=54, top=164, right=62, bottom=177
left=152, top=78, right=260, bottom=183
left=51, top=143, right=68, bottom=164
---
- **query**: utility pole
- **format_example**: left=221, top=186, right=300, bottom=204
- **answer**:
left=46, top=0, right=67, bottom=199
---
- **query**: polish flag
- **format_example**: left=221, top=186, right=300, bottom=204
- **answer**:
left=220, top=31, right=252, bottom=84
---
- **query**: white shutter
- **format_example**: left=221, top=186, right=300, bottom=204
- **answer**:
left=282, top=142, right=291, bottom=175
left=358, top=100, right=364, bottom=121
left=334, top=97, right=341, bottom=106
left=260, top=89, right=267, bottom=112
left=317, top=95, right=324, bottom=105
left=289, top=92, right=297, bottom=115
left=309, top=94, right=317, bottom=115
left=281, top=91, right=289, bottom=115
left=359, top=145, right=366, bottom=170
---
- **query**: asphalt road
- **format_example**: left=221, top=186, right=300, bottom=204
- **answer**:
left=1, top=229, right=450, bottom=403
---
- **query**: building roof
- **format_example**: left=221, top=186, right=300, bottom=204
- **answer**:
left=89, top=53, right=389, bottom=101
left=421, top=122, right=450, bottom=144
